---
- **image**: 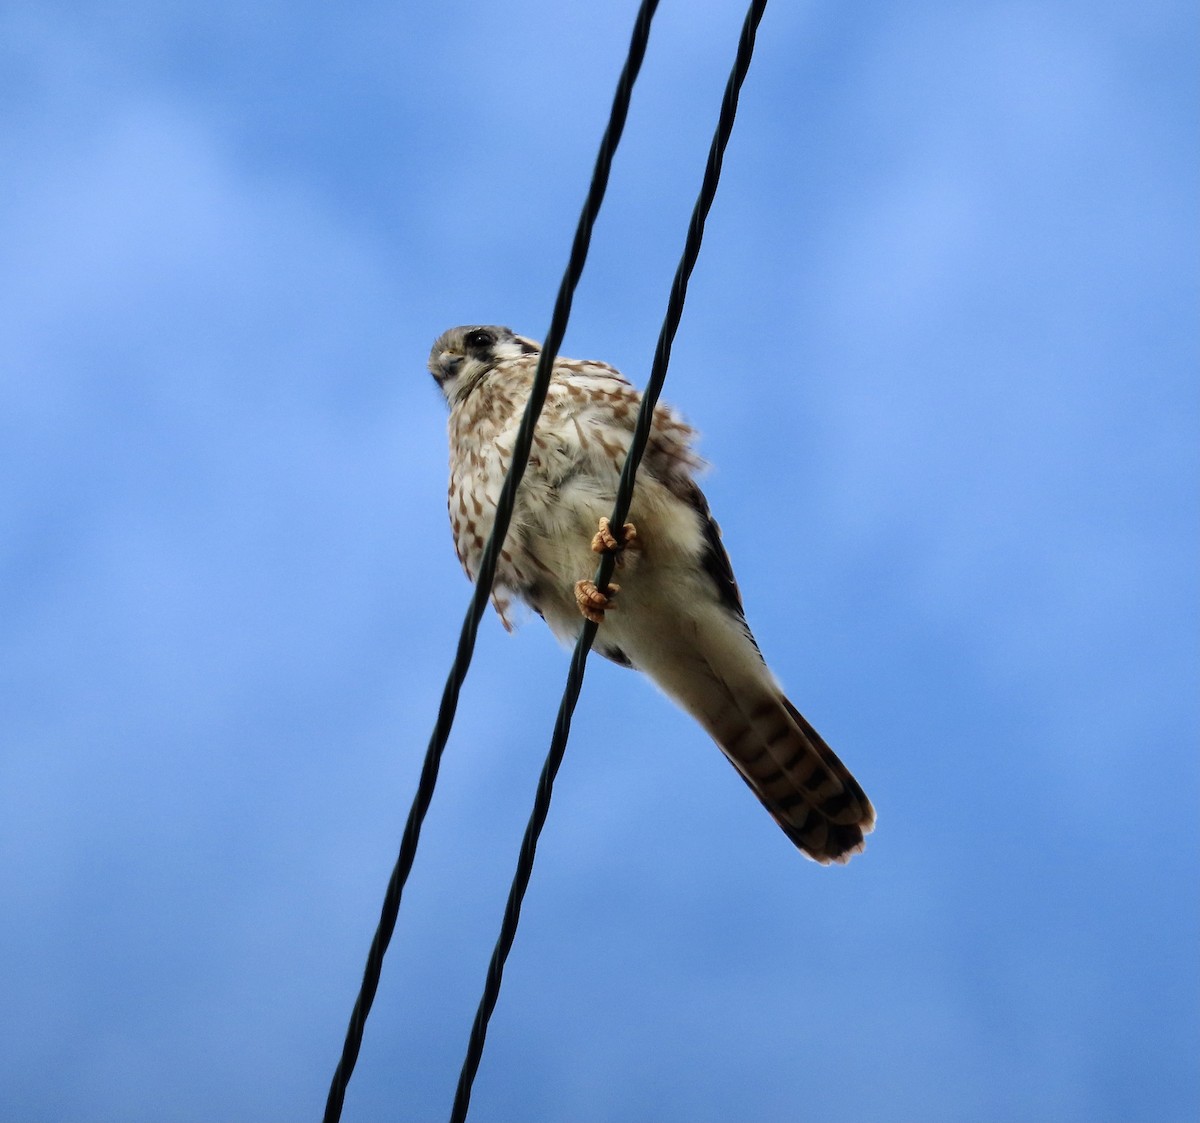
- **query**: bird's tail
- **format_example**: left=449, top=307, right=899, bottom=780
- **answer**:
left=653, top=615, right=875, bottom=863
left=715, top=689, right=875, bottom=863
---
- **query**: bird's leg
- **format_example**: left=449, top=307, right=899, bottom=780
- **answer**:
left=591, top=516, right=640, bottom=567
left=576, top=517, right=638, bottom=622
left=574, top=579, right=619, bottom=624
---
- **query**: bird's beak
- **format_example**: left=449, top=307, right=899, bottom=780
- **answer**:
left=433, top=352, right=462, bottom=385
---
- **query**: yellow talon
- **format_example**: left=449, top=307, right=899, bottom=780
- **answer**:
left=574, top=578, right=619, bottom=623
left=590, top=517, right=639, bottom=565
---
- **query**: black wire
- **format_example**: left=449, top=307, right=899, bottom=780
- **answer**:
left=322, top=4, right=661, bottom=1121
left=449, top=2, right=770, bottom=1119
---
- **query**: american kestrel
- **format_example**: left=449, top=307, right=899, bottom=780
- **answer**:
left=428, top=325, right=875, bottom=863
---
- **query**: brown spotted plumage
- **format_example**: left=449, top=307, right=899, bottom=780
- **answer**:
left=428, top=325, right=875, bottom=863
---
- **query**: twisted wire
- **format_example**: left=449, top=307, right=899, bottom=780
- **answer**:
left=450, top=2, right=770, bottom=1118
left=322, top=3, right=661, bottom=1119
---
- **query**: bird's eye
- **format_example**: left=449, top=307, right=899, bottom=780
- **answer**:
left=464, top=329, right=495, bottom=351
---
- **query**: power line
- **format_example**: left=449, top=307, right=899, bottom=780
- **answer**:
left=322, top=4, right=662, bottom=1120
left=449, top=2, right=770, bottom=1118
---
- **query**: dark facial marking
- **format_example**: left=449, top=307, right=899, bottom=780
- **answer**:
left=464, top=328, right=497, bottom=352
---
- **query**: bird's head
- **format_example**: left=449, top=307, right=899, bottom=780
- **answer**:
left=428, top=325, right=540, bottom=404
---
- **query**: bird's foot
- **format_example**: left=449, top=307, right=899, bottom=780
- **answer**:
left=575, top=579, right=619, bottom=624
left=591, top=517, right=639, bottom=567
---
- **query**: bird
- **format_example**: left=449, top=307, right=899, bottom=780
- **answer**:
left=428, top=324, right=875, bottom=863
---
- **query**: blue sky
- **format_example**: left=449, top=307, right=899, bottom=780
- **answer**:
left=2, top=2, right=1196, bottom=1120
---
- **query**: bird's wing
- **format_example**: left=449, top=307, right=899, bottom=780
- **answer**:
left=667, top=476, right=745, bottom=618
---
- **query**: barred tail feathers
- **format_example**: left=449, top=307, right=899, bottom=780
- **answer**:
left=643, top=606, right=874, bottom=864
